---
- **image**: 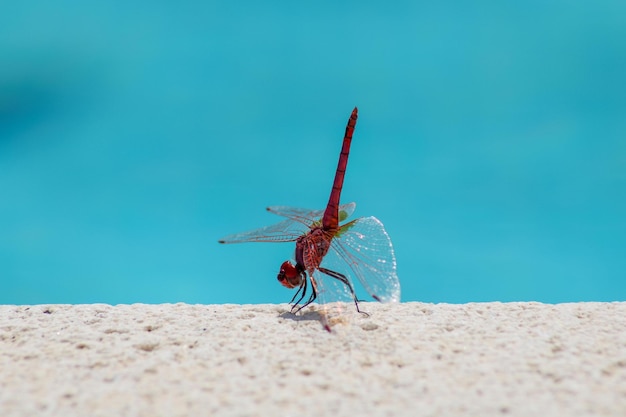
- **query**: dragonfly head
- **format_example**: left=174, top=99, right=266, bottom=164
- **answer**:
left=277, top=261, right=303, bottom=289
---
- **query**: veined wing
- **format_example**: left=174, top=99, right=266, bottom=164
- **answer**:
left=219, top=203, right=356, bottom=244
left=307, top=270, right=356, bottom=331
left=218, top=218, right=305, bottom=244
left=329, top=216, right=400, bottom=303
left=267, top=202, right=356, bottom=226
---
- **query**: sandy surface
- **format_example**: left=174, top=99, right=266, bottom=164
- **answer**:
left=1, top=302, right=625, bottom=417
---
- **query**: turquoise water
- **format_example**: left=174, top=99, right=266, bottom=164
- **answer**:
left=1, top=2, right=625, bottom=305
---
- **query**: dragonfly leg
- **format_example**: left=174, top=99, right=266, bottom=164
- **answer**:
left=288, top=273, right=306, bottom=306
left=292, top=276, right=318, bottom=314
left=318, top=267, right=369, bottom=317
left=289, top=273, right=319, bottom=314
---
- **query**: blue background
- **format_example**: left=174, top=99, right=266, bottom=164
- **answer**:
left=1, top=2, right=625, bottom=305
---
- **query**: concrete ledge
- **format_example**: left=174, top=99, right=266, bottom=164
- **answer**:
left=1, top=302, right=625, bottom=416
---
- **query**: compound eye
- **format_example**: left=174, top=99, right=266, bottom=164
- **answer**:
left=277, top=261, right=301, bottom=289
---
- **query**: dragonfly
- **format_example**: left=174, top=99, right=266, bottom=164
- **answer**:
left=219, top=108, right=400, bottom=329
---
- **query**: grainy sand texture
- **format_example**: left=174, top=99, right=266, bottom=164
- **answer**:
left=1, top=302, right=625, bottom=417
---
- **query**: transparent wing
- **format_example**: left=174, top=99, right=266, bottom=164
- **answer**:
left=313, top=269, right=357, bottom=306
left=219, top=203, right=356, bottom=245
left=267, top=202, right=356, bottom=225
left=305, top=270, right=357, bottom=331
left=328, top=216, right=400, bottom=303
left=218, top=218, right=306, bottom=244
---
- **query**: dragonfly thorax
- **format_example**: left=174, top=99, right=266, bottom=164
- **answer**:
left=278, top=227, right=332, bottom=291
left=295, top=227, right=332, bottom=272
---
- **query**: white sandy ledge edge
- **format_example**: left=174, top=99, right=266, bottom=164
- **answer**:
left=1, top=302, right=625, bottom=417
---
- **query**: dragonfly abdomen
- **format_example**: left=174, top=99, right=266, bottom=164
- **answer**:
left=322, top=107, right=358, bottom=231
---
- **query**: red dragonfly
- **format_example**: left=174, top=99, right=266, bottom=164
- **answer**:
left=219, top=108, right=399, bottom=327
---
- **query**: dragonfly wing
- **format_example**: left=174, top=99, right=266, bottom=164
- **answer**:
left=328, top=216, right=400, bottom=303
left=306, top=270, right=357, bottom=331
left=219, top=203, right=355, bottom=244
left=218, top=218, right=305, bottom=244
left=267, top=202, right=356, bottom=225
left=338, top=202, right=356, bottom=221
left=266, top=206, right=323, bottom=225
